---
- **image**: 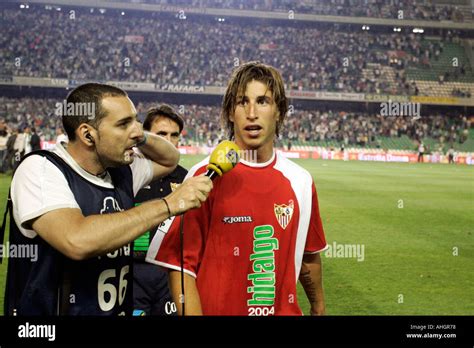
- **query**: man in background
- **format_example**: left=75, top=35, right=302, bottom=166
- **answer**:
left=0, top=124, right=9, bottom=173
left=448, top=147, right=455, bottom=164
left=55, top=127, right=69, bottom=145
left=5, top=128, right=18, bottom=172
left=12, top=127, right=25, bottom=170
left=418, top=142, right=425, bottom=163
left=30, top=127, right=41, bottom=152
left=133, top=104, right=188, bottom=316
left=22, top=126, right=32, bottom=155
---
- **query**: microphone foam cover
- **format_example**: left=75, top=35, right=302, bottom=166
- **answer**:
left=207, top=140, right=240, bottom=176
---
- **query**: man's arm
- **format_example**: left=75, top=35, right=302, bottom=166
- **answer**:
left=30, top=175, right=212, bottom=261
left=299, top=252, right=325, bottom=315
left=169, top=271, right=203, bottom=315
left=139, top=131, right=180, bottom=180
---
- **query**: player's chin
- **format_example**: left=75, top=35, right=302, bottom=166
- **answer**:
left=246, top=135, right=273, bottom=149
left=241, top=134, right=264, bottom=146
left=240, top=140, right=262, bottom=151
left=117, top=150, right=135, bottom=165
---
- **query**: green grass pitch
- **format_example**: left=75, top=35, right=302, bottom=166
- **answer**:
left=1, top=155, right=473, bottom=315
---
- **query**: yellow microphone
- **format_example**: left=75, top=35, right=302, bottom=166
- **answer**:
left=206, top=140, right=240, bottom=180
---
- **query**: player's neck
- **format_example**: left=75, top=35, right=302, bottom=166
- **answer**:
left=239, top=146, right=274, bottom=163
left=65, top=142, right=107, bottom=176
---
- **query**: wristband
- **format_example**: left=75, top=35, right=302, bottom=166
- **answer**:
left=161, top=198, right=171, bottom=218
left=136, top=132, right=148, bottom=147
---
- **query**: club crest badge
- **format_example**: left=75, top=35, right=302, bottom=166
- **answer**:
left=274, top=200, right=294, bottom=230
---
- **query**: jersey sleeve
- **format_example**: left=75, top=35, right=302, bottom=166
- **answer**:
left=145, top=164, right=209, bottom=278
left=129, top=150, right=154, bottom=196
left=304, top=182, right=327, bottom=254
left=11, top=155, right=81, bottom=238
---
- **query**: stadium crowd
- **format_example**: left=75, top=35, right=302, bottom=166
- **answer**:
left=1, top=7, right=471, bottom=96
left=112, top=0, right=470, bottom=22
left=283, top=109, right=470, bottom=148
left=0, top=96, right=470, bottom=172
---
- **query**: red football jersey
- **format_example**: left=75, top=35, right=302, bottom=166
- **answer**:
left=146, top=151, right=327, bottom=315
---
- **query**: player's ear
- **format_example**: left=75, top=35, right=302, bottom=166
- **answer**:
left=78, top=123, right=97, bottom=147
left=274, top=109, right=282, bottom=136
left=274, top=109, right=280, bottom=124
left=275, top=109, right=280, bottom=121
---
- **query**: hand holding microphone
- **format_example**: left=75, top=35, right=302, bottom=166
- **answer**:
left=164, top=140, right=240, bottom=215
left=165, top=176, right=212, bottom=215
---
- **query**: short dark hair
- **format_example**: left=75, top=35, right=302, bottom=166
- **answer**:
left=143, top=104, right=184, bottom=133
left=221, top=61, right=288, bottom=139
left=63, top=83, right=128, bottom=141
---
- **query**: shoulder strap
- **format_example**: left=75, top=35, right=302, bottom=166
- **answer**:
left=3, top=149, right=72, bottom=313
left=1, top=150, right=55, bottom=264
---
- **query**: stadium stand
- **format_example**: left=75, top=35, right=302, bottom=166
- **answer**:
left=1, top=6, right=473, bottom=97
left=108, top=0, right=472, bottom=22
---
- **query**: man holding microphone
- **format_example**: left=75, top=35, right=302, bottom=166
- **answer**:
left=4, top=83, right=212, bottom=315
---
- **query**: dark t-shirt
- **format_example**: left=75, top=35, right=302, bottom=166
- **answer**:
left=133, top=165, right=187, bottom=261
